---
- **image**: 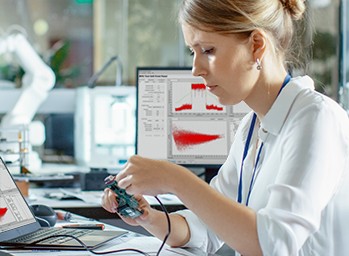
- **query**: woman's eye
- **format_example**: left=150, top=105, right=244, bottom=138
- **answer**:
left=202, top=48, right=214, bottom=54
left=187, top=48, right=194, bottom=56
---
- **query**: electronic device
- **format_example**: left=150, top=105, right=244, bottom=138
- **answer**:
left=104, top=175, right=143, bottom=219
left=0, top=157, right=127, bottom=250
left=136, top=67, right=250, bottom=168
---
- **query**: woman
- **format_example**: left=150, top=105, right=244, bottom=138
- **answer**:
left=102, top=0, right=349, bottom=255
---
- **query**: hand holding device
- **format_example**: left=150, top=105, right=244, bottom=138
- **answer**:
left=104, top=175, right=143, bottom=219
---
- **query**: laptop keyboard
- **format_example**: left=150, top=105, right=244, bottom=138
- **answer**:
left=9, top=228, right=94, bottom=245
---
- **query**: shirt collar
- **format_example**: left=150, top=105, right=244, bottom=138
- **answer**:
left=260, top=75, right=315, bottom=136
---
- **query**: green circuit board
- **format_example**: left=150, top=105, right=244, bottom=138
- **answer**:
left=104, top=176, right=143, bottom=219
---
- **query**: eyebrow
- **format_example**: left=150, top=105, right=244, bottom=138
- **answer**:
left=187, top=41, right=213, bottom=48
left=191, top=43, right=200, bottom=47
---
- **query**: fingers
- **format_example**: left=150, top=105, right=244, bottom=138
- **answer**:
left=115, top=166, right=129, bottom=183
left=115, top=155, right=140, bottom=183
left=133, top=194, right=150, bottom=209
left=115, top=155, right=140, bottom=192
left=101, top=188, right=118, bottom=213
left=114, top=155, right=163, bottom=195
left=117, top=174, right=133, bottom=190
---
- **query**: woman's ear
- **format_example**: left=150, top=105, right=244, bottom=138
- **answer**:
left=249, top=30, right=267, bottom=61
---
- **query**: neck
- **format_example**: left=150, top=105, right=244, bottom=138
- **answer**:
left=245, top=69, right=288, bottom=119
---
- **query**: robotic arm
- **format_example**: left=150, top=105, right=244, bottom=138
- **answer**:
left=0, top=33, right=55, bottom=127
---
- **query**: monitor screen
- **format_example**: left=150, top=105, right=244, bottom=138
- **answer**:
left=136, top=67, right=250, bottom=167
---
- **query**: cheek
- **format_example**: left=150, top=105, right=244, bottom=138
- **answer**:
left=214, top=54, right=242, bottom=78
left=220, top=76, right=250, bottom=104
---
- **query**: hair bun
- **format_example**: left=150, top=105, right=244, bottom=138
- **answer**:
left=280, top=0, right=306, bottom=20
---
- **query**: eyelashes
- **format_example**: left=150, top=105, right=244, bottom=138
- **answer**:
left=202, top=48, right=214, bottom=55
left=187, top=47, right=215, bottom=56
left=187, top=48, right=194, bottom=56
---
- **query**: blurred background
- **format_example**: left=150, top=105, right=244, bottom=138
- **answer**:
left=0, top=0, right=347, bottom=170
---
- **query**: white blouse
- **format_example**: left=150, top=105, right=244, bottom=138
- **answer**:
left=177, top=76, right=349, bottom=255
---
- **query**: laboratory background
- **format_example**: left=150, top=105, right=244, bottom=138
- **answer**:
left=0, top=0, right=347, bottom=170
left=0, top=0, right=347, bottom=255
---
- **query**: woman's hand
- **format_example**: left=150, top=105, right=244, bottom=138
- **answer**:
left=101, top=187, right=153, bottom=226
left=115, top=155, right=187, bottom=196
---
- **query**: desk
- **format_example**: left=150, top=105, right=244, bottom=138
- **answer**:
left=18, top=190, right=234, bottom=255
left=27, top=188, right=186, bottom=220
left=1, top=211, right=218, bottom=256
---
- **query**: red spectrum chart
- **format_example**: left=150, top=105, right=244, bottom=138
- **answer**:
left=172, top=82, right=226, bottom=114
left=171, top=120, right=228, bottom=156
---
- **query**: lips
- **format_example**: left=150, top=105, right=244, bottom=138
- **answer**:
left=0, top=207, right=7, bottom=218
left=206, top=84, right=218, bottom=92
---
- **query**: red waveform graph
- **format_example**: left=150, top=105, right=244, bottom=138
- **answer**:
left=206, top=104, right=223, bottom=111
left=0, top=207, right=7, bottom=218
left=175, top=104, right=224, bottom=112
left=174, top=83, right=224, bottom=112
left=175, top=104, right=192, bottom=112
left=191, top=83, right=206, bottom=90
left=173, top=127, right=223, bottom=150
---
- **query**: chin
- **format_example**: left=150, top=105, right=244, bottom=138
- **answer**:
left=217, top=97, right=232, bottom=105
left=217, top=99, right=230, bottom=106
left=221, top=99, right=241, bottom=106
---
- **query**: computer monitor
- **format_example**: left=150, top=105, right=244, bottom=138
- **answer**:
left=136, top=67, right=250, bottom=168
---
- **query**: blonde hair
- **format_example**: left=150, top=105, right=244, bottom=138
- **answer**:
left=178, top=0, right=308, bottom=71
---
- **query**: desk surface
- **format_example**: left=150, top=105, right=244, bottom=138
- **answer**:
left=28, top=188, right=186, bottom=220
left=1, top=211, right=216, bottom=256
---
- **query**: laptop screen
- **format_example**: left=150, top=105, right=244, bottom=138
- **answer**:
left=0, top=158, right=39, bottom=241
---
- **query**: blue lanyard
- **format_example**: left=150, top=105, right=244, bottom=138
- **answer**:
left=237, top=74, right=291, bottom=205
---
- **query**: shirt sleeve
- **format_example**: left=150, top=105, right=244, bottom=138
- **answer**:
left=257, top=96, right=349, bottom=255
left=175, top=209, right=224, bottom=253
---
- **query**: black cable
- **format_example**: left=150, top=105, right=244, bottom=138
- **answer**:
left=34, top=216, right=51, bottom=227
left=154, top=195, right=171, bottom=256
left=26, top=234, right=150, bottom=255
left=8, top=196, right=172, bottom=256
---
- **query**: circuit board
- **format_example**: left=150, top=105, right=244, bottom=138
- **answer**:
left=104, top=175, right=143, bottom=219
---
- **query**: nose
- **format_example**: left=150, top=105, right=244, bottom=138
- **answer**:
left=192, top=55, right=206, bottom=77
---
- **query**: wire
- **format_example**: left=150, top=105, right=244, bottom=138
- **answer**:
left=27, top=234, right=150, bottom=256
left=34, top=217, right=51, bottom=227
left=9, top=195, right=172, bottom=256
left=153, top=196, right=171, bottom=256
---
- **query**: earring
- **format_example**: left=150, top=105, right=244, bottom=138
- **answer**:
left=256, top=58, right=262, bottom=70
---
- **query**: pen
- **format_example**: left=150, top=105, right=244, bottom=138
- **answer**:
left=55, top=210, right=94, bottom=221
left=61, top=223, right=105, bottom=230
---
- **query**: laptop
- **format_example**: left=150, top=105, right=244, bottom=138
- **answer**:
left=0, top=157, right=127, bottom=250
